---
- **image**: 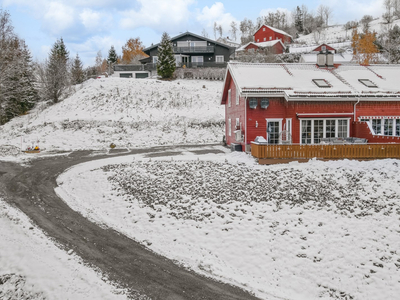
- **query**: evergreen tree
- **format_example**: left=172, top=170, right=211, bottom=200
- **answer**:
left=107, top=45, right=118, bottom=66
left=71, top=53, right=85, bottom=85
left=39, top=37, right=70, bottom=103
left=0, top=9, right=38, bottom=124
left=294, top=6, right=304, bottom=33
left=156, top=32, right=175, bottom=79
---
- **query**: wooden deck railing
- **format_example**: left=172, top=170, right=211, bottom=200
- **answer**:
left=251, top=143, right=400, bottom=159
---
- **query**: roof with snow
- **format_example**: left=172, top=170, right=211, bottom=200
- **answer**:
left=221, top=62, right=400, bottom=103
left=300, top=53, right=354, bottom=63
left=253, top=25, right=293, bottom=38
left=236, top=40, right=286, bottom=52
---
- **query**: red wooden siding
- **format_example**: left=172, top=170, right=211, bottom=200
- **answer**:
left=254, top=25, right=291, bottom=44
left=244, top=43, right=285, bottom=54
left=313, top=44, right=336, bottom=53
left=224, top=76, right=245, bottom=147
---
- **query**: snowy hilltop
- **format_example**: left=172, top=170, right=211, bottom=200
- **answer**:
left=0, top=78, right=225, bottom=154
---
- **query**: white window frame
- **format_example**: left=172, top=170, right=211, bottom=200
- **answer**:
left=266, top=118, right=283, bottom=144
left=228, top=118, right=232, bottom=136
left=263, top=27, right=266, bottom=31
left=269, top=36, right=272, bottom=40
left=286, top=118, right=292, bottom=141
left=236, top=118, right=240, bottom=130
left=257, top=39, right=259, bottom=42
left=368, top=118, right=397, bottom=136
left=299, top=118, right=351, bottom=144
left=191, top=56, right=204, bottom=63
left=235, top=86, right=239, bottom=106
left=215, top=55, right=224, bottom=63
left=228, top=89, right=231, bottom=107
left=264, top=37, right=266, bottom=41
left=153, top=56, right=158, bottom=64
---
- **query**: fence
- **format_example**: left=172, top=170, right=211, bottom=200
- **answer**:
left=251, top=143, right=400, bottom=160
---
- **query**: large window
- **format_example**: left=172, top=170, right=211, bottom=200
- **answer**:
left=396, top=119, right=400, bottom=136
left=216, top=55, right=224, bottom=63
left=191, top=56, right=204, bottom=64
left=368, top=118, right=400, bottom=136
left=300, top=119, right=350, bottom=144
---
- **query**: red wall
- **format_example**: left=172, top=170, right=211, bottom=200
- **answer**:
left=254, top=25, right=291, bottom=44
left=222, top=79, right=400, bottom=149
left=313, top=44, right=336, bottom=53
left=224, top=78, right=245, bottom=147
left=244, top=43, right=285, bottom=54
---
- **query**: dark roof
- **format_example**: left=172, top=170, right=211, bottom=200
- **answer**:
left=143, top=31, right=234, bottom=53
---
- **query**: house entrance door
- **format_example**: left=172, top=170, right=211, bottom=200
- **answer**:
left=267, top=121, right=280, bottom=144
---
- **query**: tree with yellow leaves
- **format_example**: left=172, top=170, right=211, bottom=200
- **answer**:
left=352, top=28, right=380, bottom=65
left=121, top=38, right=148, bottom=64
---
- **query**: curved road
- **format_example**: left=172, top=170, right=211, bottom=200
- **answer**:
left=0, top=146, right=261, bottom=300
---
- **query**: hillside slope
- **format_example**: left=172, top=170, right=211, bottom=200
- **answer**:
left=0, top=78, right=225, bottom=153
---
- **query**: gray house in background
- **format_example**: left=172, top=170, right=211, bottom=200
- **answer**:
left=113, top=31, right=235, bottom=78
left=140, top=32, right=235, bottom=68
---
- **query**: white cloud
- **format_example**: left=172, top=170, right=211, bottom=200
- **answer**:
left=42, top=2, right=76, bottom=35
left=196, top=2, right=238, bottom=38
left=120, top=0, right=194, bottom=31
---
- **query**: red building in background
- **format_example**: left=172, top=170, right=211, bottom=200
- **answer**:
left=237, top=40, right=286, bottom=54
left=221, top=59, right=400, bottom=151
left=253, top=25, right=292, bottom=44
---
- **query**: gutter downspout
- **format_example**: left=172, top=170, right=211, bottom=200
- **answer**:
left=354, top=97, right=360, bottom=122
left=245, top=95, right=247, bottom=152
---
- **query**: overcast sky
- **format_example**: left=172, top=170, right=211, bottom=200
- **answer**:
left=1, top=0, right=385, bottom=66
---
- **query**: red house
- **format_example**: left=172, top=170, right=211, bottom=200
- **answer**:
left=237, top=40, right=286, bottom=54
left=221, top=59, right=400, bottom=151
left=312, top=43, right=336, bottom=53
left=253, top=25, right=292, bottom=44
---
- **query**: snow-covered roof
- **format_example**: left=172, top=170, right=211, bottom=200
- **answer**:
left=236, top=40, right=285, bottom=52
left=300, top=53, right=354, bottom=63
left=253, top=24, right=293, bottom=38
left=223, top=62, right=400, bottom=102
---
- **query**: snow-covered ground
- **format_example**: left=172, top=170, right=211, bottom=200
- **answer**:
left=0, top=198, right=127, bottom=300
left=0, top=78, right=224, bottom=155
left=55, top=148, right=400, bottom=300
left=294, top=17, right=400, bottom=48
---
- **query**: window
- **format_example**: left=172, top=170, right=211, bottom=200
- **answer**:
left=384, top=119, right=393, bottom=135
left=338, top=120, right=348, bottom=137
left=300, top=119, right=350, bottom=144
left=313, top=79, right=331, bottom=88
left=313, top=120, right=324, bottom=144
left=263, top=28, right=266, bottom=31
left=325, top=120, right=336, bottom=138
left=321, top=46, right=326, bottom=51
left=236, top=118, right=240, bottom=129
left=372, top=119, right=382, bottom=135
left=264, top=37, right=266, bottom=41
left=266, top=119, right=282, bottom=144
left=396, top=120, right=400, bottom=136
left=228, top=119, right=231, bottom=136
left=286, top=118, right=292, bottom=141
left=260, top=98, right=269, bottom=109
left=368, top=118, right=398, bottom=136
left=269, top=36, right=272, bottom=40
left=235, top=87, right=239, bottom=105
left=302, top=120, right=312, bottom=144
left=228, top=89, right=231, bottom=107
left=249, top=98, right=257, bottom=109
left=153, top=56, right=158, bottom=64
left=191, top=56, right=204, bottom=66
left=359, top=79, right=378, bottom=88
left=174, top=55, right=181, bottom=66
left=257, top=39, right=259, bottom=42
left=216, top=55, right=224, bottom=63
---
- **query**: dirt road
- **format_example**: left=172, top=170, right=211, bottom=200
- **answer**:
left=0, top=146, right=261, bottom=300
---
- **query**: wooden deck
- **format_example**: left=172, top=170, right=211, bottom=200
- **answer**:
left=251, top=143, right=400, bottom=161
